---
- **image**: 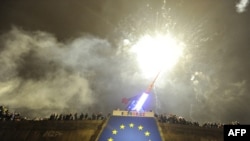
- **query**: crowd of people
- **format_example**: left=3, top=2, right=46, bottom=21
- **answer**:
left=0, top=105, right=240, bottom=128
left=48, top=112, right=109, bottom=121
left=155, top=113, right=199, bottom=126
left=0, top=105, right=110, bottom=121
left=155, top=113, right=240, bottom=128
left=0, top=106, right=25, bottom=121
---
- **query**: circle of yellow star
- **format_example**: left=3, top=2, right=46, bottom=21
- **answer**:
left=129, top=123, right=134, bottom=128
left=120, top=124, right=125, bottom=129
left=112, top=129, right=118, bottom=135
left=138, top=125, right=143, bottom=130
left=107, top=137, right=113, bottom=141
left=144, top=131, right=150, bottom=136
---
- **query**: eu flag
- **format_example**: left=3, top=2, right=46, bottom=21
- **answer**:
left=97, top=116, right=163, bottom=141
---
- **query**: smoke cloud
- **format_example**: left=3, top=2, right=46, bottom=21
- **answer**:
left=0, top=27, right=145, bottom=118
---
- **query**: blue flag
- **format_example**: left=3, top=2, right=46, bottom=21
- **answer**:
left=97, top=116, right=162, bottom=141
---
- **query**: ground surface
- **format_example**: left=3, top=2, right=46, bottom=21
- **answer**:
left=0, top=119, right=223, bottom=141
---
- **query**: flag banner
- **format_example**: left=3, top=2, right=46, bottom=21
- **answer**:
left=97, top=116, right=163, bottom=141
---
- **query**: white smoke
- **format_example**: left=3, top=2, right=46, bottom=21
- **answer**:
left=0, top=27, right=137, bottom=117
left=236, top=0, right=249, bottom=13
left=0, top=28, right=98, bottom=116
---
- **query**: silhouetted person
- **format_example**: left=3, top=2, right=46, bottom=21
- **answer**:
left=80, top=113, right=84, bottom=120
left=74, top=113, right=78, bottom=120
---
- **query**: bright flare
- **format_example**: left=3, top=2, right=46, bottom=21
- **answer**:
left=133, top=92, right=149, bottom=111
left=131, top=34, right=184, bottom=78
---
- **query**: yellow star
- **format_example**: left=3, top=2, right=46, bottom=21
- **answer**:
left=120, top=124, right=125, bottom=129
left=138, top=125, right=143, bottom=130
left=107, top=137, right=113, bottom=141
left=129, top=123, right=134, bottom=128
left=144, top=131, right=150, bottom=136
left=112, top=129, right=118, bottom=135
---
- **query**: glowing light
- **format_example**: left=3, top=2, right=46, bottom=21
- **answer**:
left=131, top=33, right=184, bottom=78
left=133, top=92, right=149, bottom=111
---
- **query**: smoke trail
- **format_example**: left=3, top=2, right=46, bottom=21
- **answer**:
left=236, top=0, right=249, bottom=13
left=152, top=82, right=160, bottom=113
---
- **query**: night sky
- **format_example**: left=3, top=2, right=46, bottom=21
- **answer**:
left=0, top=0, right=250, bottom=124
